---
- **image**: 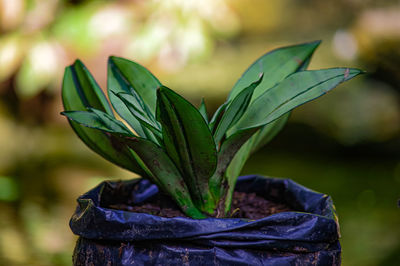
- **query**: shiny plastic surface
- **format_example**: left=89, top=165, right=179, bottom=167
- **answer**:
left=71, top=175, right=341, bottom=265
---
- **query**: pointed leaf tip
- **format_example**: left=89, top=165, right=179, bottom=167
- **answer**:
left=107, top=55, right=161, bottom=138
left=198, top=98, right=209, bottom=123
left=311, top=39, right=322, bottom=45
left=228, top=40, right=323, bottom=102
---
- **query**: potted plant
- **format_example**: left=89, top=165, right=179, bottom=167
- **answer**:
left=62, top=40, right=362, bottom=265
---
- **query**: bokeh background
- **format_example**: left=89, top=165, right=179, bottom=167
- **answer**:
left=0, top=0, right=399, bottom=265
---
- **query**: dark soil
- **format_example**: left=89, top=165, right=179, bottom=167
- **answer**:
left=230, top=191, right=293, bottom=220
left=107, top=190, right=293, bottom=220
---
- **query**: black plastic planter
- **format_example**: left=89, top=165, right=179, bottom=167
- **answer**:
left=70, top=175, right=341, bottom=265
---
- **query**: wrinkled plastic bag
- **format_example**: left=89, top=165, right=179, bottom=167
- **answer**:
left=71, top=175, right=341, bottom=265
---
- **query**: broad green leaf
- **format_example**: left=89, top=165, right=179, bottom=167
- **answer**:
left=63, top=111, right=154, bottom=187
left=211, top=41, right=318, bottom=146
left=213, top=74, right=263, bottom=145
left=107, top=56, right=161, bottom=137
left=64, top=60, right=113, bottom=115
left=117, top=136, right=206, bottom=219
left=218, top=42, right=316, bottom=190
left=108, top=60, right=142, bottom=137
left=108, top=56, right=160, bottom=113
left=239, top=46, right=312, bottom=154
left=114, top=92, right=162, bottom=143
left=157, top=86, right=217, bottom=211
left=61, top=109, right=132, bottom=135
left=228, top=40, right=321, bottom=101
left=224, top=42, right=316, bottom=163
left=219, top=67, right=363, bottom=214
left=232, top=68, right=364, bottom=131
left=61, top=109, right=202, bottom=217
left=62, top=61, right=146, bottom=175
left=198, top=98, right=209, bottom=123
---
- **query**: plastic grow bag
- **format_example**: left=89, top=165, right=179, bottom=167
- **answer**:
left=70, top=175, right=341, bottom=265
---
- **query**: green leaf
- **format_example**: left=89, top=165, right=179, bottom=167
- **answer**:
left=61, top=61, right=147, bottom=175
left=108, top=56, right=160, bottom=112
left=64, top=60, right=114, bottom=115
left=61, top=109, right=202, bottom=217
left=218, top=67, right=363, bottom=214
left=239, top=44, right=313, bottom=154
left=213, top=74, right=263, bottom=145
left=115, top=92, right=158, bottom=125
left=61, top=109, right=132, bottom=136
left=156, top=86, right=217, bottom=212
left=198, top=98, right=209, bottom=123
left=228, top=40, right=321, bottom=102
left=107, top=56, right=161, bottom=137
left=115, top=135, right=206, bottom=219
left=114, top=92, right=162, bottom=143
left=232, top=68, right=364, bottom=131
left=213, top=41, right=319, bottom=153
left=217, top=41, right=317, bottom=189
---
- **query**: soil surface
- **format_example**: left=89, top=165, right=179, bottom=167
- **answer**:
left=107, top=188, right=294, bottom=219
left=230, top=191, right=293, bottom=219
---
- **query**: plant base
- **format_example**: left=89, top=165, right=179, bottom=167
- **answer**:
left=70, top=175, right=341, bottom=265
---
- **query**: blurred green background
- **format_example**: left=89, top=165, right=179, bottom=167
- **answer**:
left=0, top=0, right=399, bottom=265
